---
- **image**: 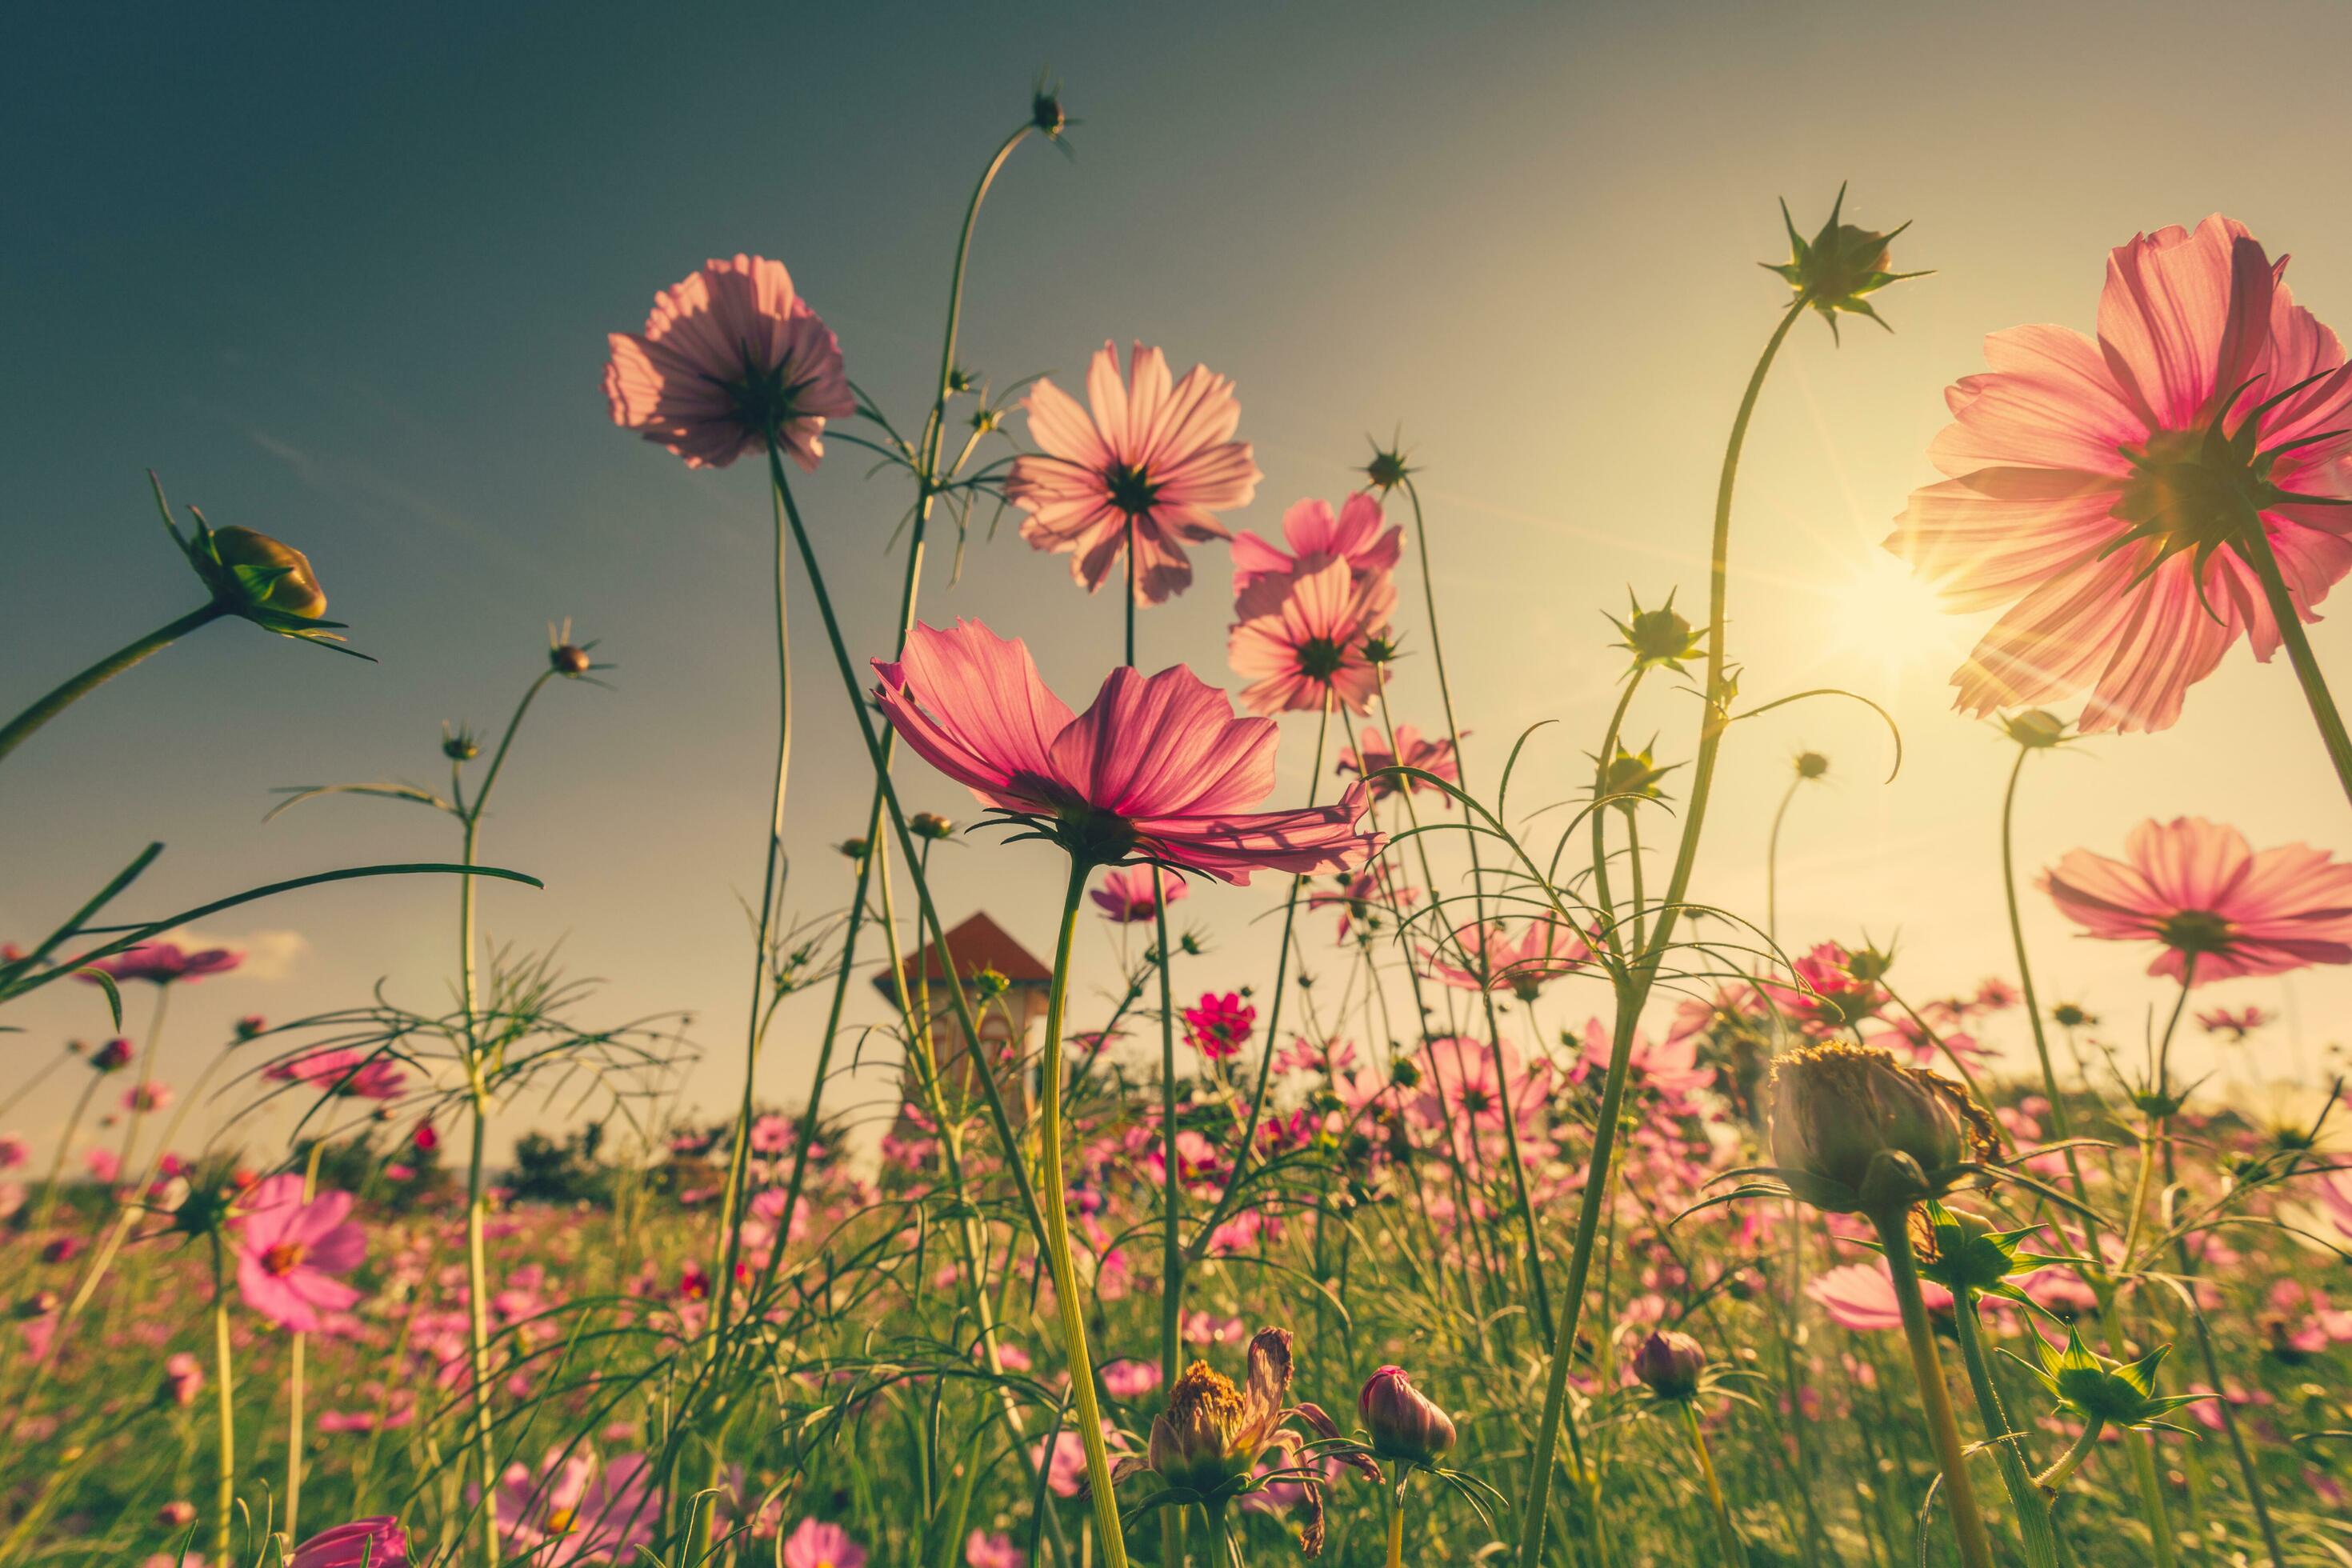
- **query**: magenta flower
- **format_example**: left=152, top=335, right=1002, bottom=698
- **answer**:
left=965, top=1530, right=1025, bottom=1568
left=122, top=1081, right=172, bottom=1114
left=1307, top=858, right=1418, bottom=942
left=1887, top=215, right=2352, bottom=732
left=1230, top=494, right=1401, bottom=613
left=289, top=1518, right=410, bottom=1568
left=2042, top=816, right=2352, bottom=984
left=872, top=619, right=1378, bottom=884
left=1758, top=942, right=1887, bottom=1034
left=1182, top=991, right=1257, bottom=1062
left=265, top=1048, right=406, bottom=1101
left=604, top=254, right=854, bottom=472
left=1006, top=341, right=1261, bottom=603
left=1227, top=558, right=1396, bottom=718
left=781, top=1518, right=866, bottom=1568
left=1335, top=723, right=1460, bottom=804
left=78, top=940, right=241, bottom=986
left=1091, top=865, right=1189, bottom=923
left=234, top=1179, right=366, bottom=1332
left=486, top=1450, right=655, bottom=1565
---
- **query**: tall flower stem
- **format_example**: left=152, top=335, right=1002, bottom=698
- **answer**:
left=1681, top=1403, right=1747, bottom=1567
left=1153, top=890, right=1187, bottom=1568
left=118, top=986, right=170, bottom=1171
left=707, top=437, right=797, bottom=1366
left=1040, top=856, right=1130, bottom=1564
left=1765, top=771, right=1802, bottom=945
left=1950, top=1295, right=2059, bottom=1568
left=1874, top=1209, right=1996, bottom=1568
left=284, top=1140, right=327, bottom=1542
left=1999, top=746, right=2100, bottom=1224
left=1384, top=1470, right=1408, bottom=1568
left=1518, top=298, right=1807, bottom=1568
left=2237, top=514, right=2352, bottom=809
left=207, top=1233, right=238, bottom=1564
left=726, top=115, right=1035, bottom=1345
left=0, top=602, right=227, bottom=769
left=2129, top=1427, right=2178, bottom=1568
left=452, top=666, right=554, bottom=1568
left=30, top=1069, right=102, bottom=1236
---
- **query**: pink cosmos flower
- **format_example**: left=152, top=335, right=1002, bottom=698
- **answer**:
left=1231, top=494, right=1401, bottom=612
left=1006, top=341, right=1260, bottom=603
left=1887, top=215, right=2352, bottom=732
left=486, top=1450, right=655, bottom=1564
left=966, top=1530, right=1025, bottom=1568
left=748, top=1113, right=794, bottom=1154
left=604, top=254, right=854, bottom=471
left=234, top=1179, right=366, bottom=1332
left=1182, top=990, right=1256, bottom=1061
left=871, top=619, right=1377, bottom=884
left=289, top=1518, right=411, bottom=1568
left=1226, top=558, right=1395, bottom=717
left=2197, top=1004, right=2274, bottom=1040
left=1810, top=1262, right=1951, bottom=1331
left=162, top=1351, right=204, bottom=1407
left=1091, top=865, right=1189, bottom=923
left=78, top=940, right=241, bottom=986
left=1306, top=859, right=1418, bottom=942
left=2042, top=817, right=2352, bottom=984
left=84, top=1147, right=120, bottom=1182
left=0, top=1134, right=24, bottom=1170
left=266, top=1048, right=406, bottom=1101
left=1758, top=942, right=1886, bottom=1034
left=781, top=1518, right=866, bottom=1568
left=123, top=1082, right=172, bottom=1114
left=1102, top=1358, right=1164, bottom=1398
left=1422, top=916, right=1590, bottom=999
left=1335, top=724, right=1461, bottom=803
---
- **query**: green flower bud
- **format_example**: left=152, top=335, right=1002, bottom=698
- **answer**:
left=1763, top=186, right=1929, bottom=340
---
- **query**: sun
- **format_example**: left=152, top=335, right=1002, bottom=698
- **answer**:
left=1818, top=552, right=1974, bottom=685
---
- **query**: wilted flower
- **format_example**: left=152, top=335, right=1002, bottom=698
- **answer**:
left=1357, top=1365, right=1456, bottom=1464
left=1766, top=1043, right=1998, bottom=1215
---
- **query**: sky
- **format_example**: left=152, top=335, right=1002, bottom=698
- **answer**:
left=6, top=0, right=2350, bottom=1166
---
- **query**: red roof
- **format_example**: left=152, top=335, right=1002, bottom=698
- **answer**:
left=872, top=910, right=1053, bottom=998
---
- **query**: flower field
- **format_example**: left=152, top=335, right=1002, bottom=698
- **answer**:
left=10, top=59, right=2352, bottom=1568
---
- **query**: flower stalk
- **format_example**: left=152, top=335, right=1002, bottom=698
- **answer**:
left=1875, top=1208, right=1997, bottom=1568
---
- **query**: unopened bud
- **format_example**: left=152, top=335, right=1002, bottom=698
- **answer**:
left=1632, top=1329, right=1706, bottom=1402
left=1358, top=1365, right=1457, bottom=1463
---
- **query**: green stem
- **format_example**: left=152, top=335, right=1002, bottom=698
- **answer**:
left=1682, top=1403, right=1747, bottom=1566
left=1039, top=857, right=1130, bottom=1565
left=209, top=1234, right=237, bottom=1564
left=1154, top=889, right=1185, bottom=1568
left=285, top=1140, right=326, bottom=1543
left=2000, top=746, right=2101, bottom=1219
left=118, top=986, right=170, bottom=1174
left=1875, top=1209, right=1996, bottom=1568
left=1517, top=299, right=1808, bottom=1568
left=0, top=602, right=228, bottom=769
left=2130, top=1427, right=2178, bottom=1568
left=1765, top=772, right=1802, bottom=946
left=1952, top=1295, right=2059, bottom=1568
left=2034, top=1416, right=2102, bottom=1491
left=2237, top=514, right=2352, bottom=809
left=1385, top=1470, right=1407, bottom=1568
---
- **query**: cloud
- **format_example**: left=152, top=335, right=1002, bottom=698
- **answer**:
left=165, top=926, right=310, bottom=982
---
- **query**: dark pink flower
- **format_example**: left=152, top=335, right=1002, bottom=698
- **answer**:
left=2042, top=817, right=2352, bottom=984
left=1091, top=866, right=1188, bottom=924
left=1887, top=215, right=2352, bottom=732
left=1227, top=559, right=1394, bottom=717
left=872, top=619, right=1378, bottom=884
left=234, top=1180, right=366, bottom=1332
left=266, top=1048, right=406, bottom=1102
left=781, top=1518, right=866, bottom=1568
left=289, top=1518, right=410, bottom=1568
left=78, top=940, right=241, bottom=986
left=605, top=254, right=854, bottom=471
left=1231, top=494, right=1401, bottom=613
left=1810, top=1262, right=1950, bottom=1331
left=1182, top=991, right=1256, bottom=1062
left=1758, top=942, right=1886, bottom=1034
left=965, top=1530, right=1023, bottom=1568
left=1006, top=341, right=1260, bottom=603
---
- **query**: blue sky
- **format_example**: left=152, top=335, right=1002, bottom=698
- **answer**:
left=7, top=0, right=2350, bottom=1162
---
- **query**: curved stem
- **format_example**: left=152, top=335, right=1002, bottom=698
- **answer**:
left=2236, top=517, right=2352, bottom=809
left=1875, top=1209, right=1996, bottom=1568
left=2001, top=746, right=2098, bottom=1210
left=2034, top=1417, right=2103, bottom=1491
left=1040, top=857, right=1129, bottom=1565
left=1518, top=298, right=1806, bottom=1568
left=1951, top=1294, right=2059, bottom=1568
left=1765, top=773, right=1802, bottom=946
left=0, top=602, right=227, bottom=769
left=1682, top=1402, right=1747, bottom=1566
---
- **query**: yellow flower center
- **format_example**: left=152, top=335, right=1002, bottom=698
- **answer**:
left=261, top=1242, right=305, bottom=1277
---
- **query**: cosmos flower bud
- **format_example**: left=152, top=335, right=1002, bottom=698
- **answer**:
left=1764, top=186, right=1928, bottom=339
left=207, top=526, right=330, bottom=621
left=1610, top=591, right=1705, bottom=674
left=1390, top=1057, right=1422, bottom=1089
left=1845, top=945, right=1894, bottom=984
left=442, top=724, right=480, bottom=761
left=2003, top=710, right=2069, bottom=750
left=1795, top=750, right=1830, bottom=779
left=1358, top=1365, right=1457, bottom=1464
left=234, top=1015, right=266, bottom=1042
left=1767, top=1043, right=1997, bottom=1215
left=837, top=838, right=869, bottom=860
left=550, top=643, right=593, bottom=677
left=910, top=811, right=956, bottom=841
left=1632, top=1329, right=1707, bottom=1402
left=90, top=1037, right=133, bottom=1073
left=1030, top=80, right=1067, bottom=138
left=1600, top=743, right=1675, bottom=805
left=17, top=1289, right=61, bottom=1319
